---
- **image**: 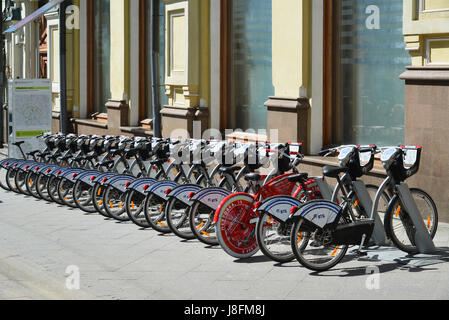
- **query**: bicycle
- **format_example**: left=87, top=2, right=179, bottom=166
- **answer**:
left=213, top=143, right=326, bottom=260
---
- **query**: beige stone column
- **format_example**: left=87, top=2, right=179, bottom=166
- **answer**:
left=160, top=0, right=209, bottom=138
left=105, top=0, right=130, bottom=135
left=265, top=0, right=311, bottom=152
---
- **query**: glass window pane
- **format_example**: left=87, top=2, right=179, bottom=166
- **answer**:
left=93, top=0, right=111, bottom=114
left=337, top=0, right=411, bottom=146
left=233, top=0, right=273, bottom=131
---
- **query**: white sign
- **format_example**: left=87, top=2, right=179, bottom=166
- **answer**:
left=8, top=79, right=52, bottom=159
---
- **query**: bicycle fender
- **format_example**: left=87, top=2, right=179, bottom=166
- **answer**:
left=92, top=172, right=117, bottom=186
left=0, top=159, right=16, bottom=168
left=60, top=168, right=85, bottom=183
left=190, top=187, right=232, bottom=211
left=126, top=178, right=157, bottom=195
left=75, top=171, right=102, bottom=187
left=26, top=163, right=42, bottom=173
left=166, top=184, right=203, bottom=206
left=38, top=165, right=61, bottom=176
left=51, top=167, right=72, bottom=177
left=104, top=175, right=137, bottom=192
left=256, top=196, right=303, bottom=223
left=16, top=161, right=38, bottom=171
left=7, top=159, right=26, bottom=169
left=145, top=180, right=180, bottom=201
left=291, top=200, right=341, bottom=229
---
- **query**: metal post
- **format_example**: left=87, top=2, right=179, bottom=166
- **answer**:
left=59, top=0, right=67, bottom=134
left=0, top=0, right=5, bottom=147
left=150, top=0, right=161, bottom=138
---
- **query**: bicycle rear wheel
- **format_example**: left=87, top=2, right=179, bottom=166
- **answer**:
left=384, top=188, right=438, bottom=254
left=143, top=193, right=171, bottom=233
left=25, top=170, right=40, bottom=198
left=0, top=166, right=10, bottom=190
left=6, top=168, right=19, bottom=193
left=103, top=185, right=130, bottom=221
left=14, top=170, right=30, bottom=195
left=256, top=211, right=295, bottom=263
left=215, top=193, right=259, bottom=259
left=73, top=180, right=97, bottom=213
left=189, top=201, right=219, bottom=246
left=92, top=183, right=110, bottom=218
left=125, top=190, right=149, bottom=228
left=290, top=218, right=348, bottom=272
left=36, top=173, right=52, bottom=202
left=166, top=198, right=195, bottom=240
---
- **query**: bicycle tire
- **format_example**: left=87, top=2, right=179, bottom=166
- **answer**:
left=73, top=180, right=97, bottom=213
left=290, top=217, right=349, bottom=272
left=36, top=173, right=52, bottom=202
left=48, top=176, right=64, bottom=205
left=14, top=169, right=30, bottom=195
left=215, top=193, right=259, bottom=259
left=125, top=190, right=150, bottom=228
left=384, top=188, right=438, bottom=254
left=6, top=168, right=19, bottom=193
left=256, top=211, right=295, bottom=263
left=25, top=170, right=41, bottom=199
left=92, top=183, right=111, bottom=218
left=166, top=197, right=196, bottom=240
left=0, top=166, right=10, bottom=191
left=143, top=193, right=171, bottom=233
left=103, top=185, right=130, bottom=221
left=189, top=201, right=219, bottom=246
left=58, top=178, right=77, bottom=208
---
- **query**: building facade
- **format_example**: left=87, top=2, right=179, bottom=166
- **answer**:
left=1, top=0, right=448, bottom=219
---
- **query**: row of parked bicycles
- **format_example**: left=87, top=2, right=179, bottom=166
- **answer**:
left=0, top=133, right=439, bottom=271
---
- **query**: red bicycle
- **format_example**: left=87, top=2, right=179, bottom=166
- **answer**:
left=213, top=144, right=324, bottom=260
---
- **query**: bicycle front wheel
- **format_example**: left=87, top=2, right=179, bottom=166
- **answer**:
left=166, top=198, right=195, bottom=240
left=189, top=201, right=219, bottom=246
left=256, top=211, right=295, bottom=263
left=290, top=218, right=348, bottom=272
left=215, top=193, right=259, bottom=259
left=384, top=188, right=438, bottom=254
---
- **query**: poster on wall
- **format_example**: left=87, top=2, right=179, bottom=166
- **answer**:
left=8, top=79, right=52, bottom=159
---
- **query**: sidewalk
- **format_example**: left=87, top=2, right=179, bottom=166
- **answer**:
left=1, top=186, right=449, bottom=300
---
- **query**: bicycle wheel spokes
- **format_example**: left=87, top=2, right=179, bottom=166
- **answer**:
left=257, top=212, right=295, bottom=263
left=291, top=219, right=348, bottom=272
left=190, top=202, right=218, bottom=246
left=104, top=186, right=129, bottom=221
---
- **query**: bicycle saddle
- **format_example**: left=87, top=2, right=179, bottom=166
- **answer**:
left=219, top=166, right=241, bottom=174
left=322, top=166, right=349, bottom=178
left=287, top=173, right=309, bottom=184
left=13, top=141, right=25, bottom=147
left=244, top=173, right=266, bottom=182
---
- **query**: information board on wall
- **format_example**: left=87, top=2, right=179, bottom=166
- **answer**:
left=8, top=79, right=52, bottom=159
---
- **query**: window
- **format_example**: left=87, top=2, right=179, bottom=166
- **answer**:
left=93, top=0, right=111, bottom=114
left=231, top=0, right=273, bottom=131
left=335, top=0, right=411, bottom=146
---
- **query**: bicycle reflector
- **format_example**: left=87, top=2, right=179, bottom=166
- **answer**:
left=46, top=169, right=52, bottom=174
left=90, top=176, right=96, bottom=182
left=102, top=177, right=108, bottom=183
left=165, top=188, right=172, bottom=195
left=57, top=170, right=62, bottom=175
left=290, top=206, right=298, bottom=215
left=25, top=165, right=30, bottom=170
left=188, top=192, right=196, bottom=199
left=254, top=201, right=262, bottom=209
left=72, top=173, right=78, bottom=179
left=5, top=162, right=9, bottom=166
left=35, top=167, right=40, bottom=172
left=125, top=181, right=131, bottom=188
left=143, top=184, right=150, bottom=191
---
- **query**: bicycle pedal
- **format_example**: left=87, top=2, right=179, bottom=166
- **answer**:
left=356, top=251, right=368, bottom=257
